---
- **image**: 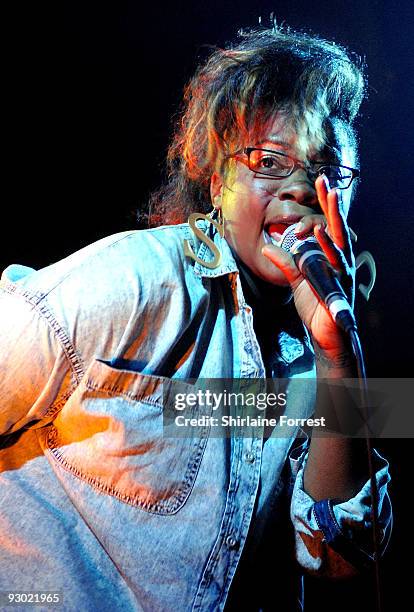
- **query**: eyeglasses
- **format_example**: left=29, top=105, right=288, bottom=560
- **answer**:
left=242, top=147, right=360, bottom=190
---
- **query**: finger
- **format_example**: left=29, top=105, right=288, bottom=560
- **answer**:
left=326, top=189, right=350, bottom=253
left=314, top=176, right=339, bottom=242
left=314, top=223, right=350, bottom=271
left=293, top=214, right=326, bottom=238
left=315, top=176, right=352, bottom=259
left=261, top=244, right=303, bottom=289
left=314, top=223, right=355, bottom=301
left=315, top=175, right=330, bottom=219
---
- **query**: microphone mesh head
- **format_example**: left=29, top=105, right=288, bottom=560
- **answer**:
left=278, top=223, right=315, bottom=253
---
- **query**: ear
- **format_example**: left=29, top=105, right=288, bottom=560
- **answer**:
left=210, top=172, right=224, bottom=209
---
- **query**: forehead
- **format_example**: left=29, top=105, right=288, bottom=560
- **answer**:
left=250, top=112, right=356, bottom=166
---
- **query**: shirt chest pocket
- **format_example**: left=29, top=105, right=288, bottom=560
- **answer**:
left=42, top=359, right=210, bottom=514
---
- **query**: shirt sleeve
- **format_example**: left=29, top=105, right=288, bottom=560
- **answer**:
left=0, top=278, right=74, bottom=436
left=289, top=441, right=392, bottom=577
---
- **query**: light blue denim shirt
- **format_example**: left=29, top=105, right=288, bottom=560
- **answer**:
left=0, top=221, right=391, bottom=611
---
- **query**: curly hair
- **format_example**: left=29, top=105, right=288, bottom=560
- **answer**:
left=146, top=24, right=366, bottom=226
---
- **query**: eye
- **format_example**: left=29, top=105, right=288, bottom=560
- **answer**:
left=249, top=150, right=289, bottom=173
left=260, top=155, right=278, bottom=169
left=317, top=165, right=352, bottom=183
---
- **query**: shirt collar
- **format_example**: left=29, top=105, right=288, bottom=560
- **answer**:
left=186, top=218, right=309, bottom=365
left=190, top=219, right=239, bottom=278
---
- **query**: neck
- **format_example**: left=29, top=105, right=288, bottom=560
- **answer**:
left=231, top=249, right=292, bottom=309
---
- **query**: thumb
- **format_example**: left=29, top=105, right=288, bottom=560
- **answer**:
left=261, top=244, right=302, bottom=289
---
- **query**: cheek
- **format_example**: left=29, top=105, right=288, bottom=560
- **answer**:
left=222, top=181, right=269, bottom=221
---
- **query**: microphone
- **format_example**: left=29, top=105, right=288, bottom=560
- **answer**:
left=278, top=224, right=357, bottom=333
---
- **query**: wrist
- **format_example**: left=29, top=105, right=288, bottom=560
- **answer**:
left=313, top=339, right=357, bottom=376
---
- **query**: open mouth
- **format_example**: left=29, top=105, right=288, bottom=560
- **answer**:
left=263, top=222, right=292, bottom=246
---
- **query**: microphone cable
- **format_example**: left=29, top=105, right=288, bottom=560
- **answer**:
left=348, top=326, right=383, bottom=612
left=277, top=224, right=383, bottom=612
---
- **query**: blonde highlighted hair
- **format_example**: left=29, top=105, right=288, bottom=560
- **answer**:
left=147, top=25, right=366, bottom=225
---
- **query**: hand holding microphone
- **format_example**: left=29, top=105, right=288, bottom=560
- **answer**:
left=262, top=176, right=357, bottom=353
left=278, top=224, right=357, bottom=333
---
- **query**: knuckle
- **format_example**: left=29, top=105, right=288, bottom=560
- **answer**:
left=302, top=213, right=325, bottom=224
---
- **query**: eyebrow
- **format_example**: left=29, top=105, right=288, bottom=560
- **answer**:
left=319, top=144, right=342, bottom=164
left=256, top=137, right=291, bottom=148
left=255, top=138, right=343, bottom=164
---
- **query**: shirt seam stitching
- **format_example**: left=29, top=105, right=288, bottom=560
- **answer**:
left=2, top=284, right=84, bottom=417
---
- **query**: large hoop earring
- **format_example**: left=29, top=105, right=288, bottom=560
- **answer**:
left=183, top=209, right=225, bottom=269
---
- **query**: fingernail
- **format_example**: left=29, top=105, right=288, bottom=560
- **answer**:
left=294, top=222, right=304, bottom=234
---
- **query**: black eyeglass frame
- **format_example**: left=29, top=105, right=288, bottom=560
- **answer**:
left=242, top=146, right=360, bottom=190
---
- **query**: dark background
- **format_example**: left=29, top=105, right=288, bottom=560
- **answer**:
left=3, top=1, right=413, bottom=610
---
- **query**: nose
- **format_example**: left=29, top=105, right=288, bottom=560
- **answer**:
left=277, top=168, right=318, bottom=208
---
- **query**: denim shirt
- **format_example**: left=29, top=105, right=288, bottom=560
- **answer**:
left=0, top=222, right=391, bottom=611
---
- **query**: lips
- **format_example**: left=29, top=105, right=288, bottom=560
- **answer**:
left=266, top=223, right=290, bottom=244
left=263, top=215, right=303, bottom=246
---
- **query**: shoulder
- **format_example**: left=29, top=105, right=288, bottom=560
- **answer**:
left=1, top=225, right=201, bottom=339
left=2, top=225, right=194, bottom=298
left=0, top=224, right=204, bottom=366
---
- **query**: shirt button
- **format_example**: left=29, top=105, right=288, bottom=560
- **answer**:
left=225, top=535, right=239, bottom=550
left=244, top=451, right=255, bottom=464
